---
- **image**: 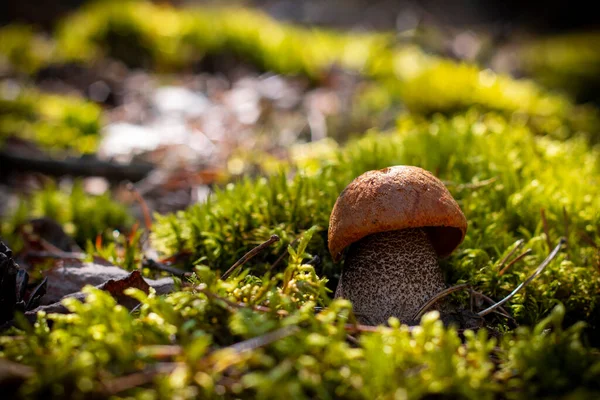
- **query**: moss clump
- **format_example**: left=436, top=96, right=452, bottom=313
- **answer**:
left=1, top=241, right=599, bottom=399
left=152, top=110, right=600, bottom=327
left=0, top=85, right=102, bottom=153
left=517, top=33, right=600, bottom=101
left=0, top=25, right=55, bottom=75
left=373, top=53, right=600, bottom=137
left=1, top=182, right=132, bottom=249
left=498, top=305, right=600, bottom=398
left=54, top=2, right=389, bottom=76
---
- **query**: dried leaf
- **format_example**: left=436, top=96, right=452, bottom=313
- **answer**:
left=42, top=261, right=174, bottom=304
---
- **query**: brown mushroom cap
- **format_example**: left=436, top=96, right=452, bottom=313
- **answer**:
left=328, top=166, right=467, bottom=262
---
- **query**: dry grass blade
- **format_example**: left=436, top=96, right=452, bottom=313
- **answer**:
left=456, top=176, right=498, bottom=190
left=228, top=325, right=300, bottom=353
left=138, top=345, right=183, bottom=360
left=471, top=291, right=517, bottom=325
left=104, top=327, right=298, bottom=394
left=498, top=248, right=532, bottom=276
left=541, top=208, right=552, bottom=253
left=102, top=363, right=179, bottom=395
left=563, top=206, right=569, bottom=255
left=579, top=231, right=598, bottom=248
left=344, top=323, right=381, bottom=333
left=443, top=177, right=498, bottom=190
left=497, top=239, right=525, bottom=271
left=411, top=283, right=470, bottom=321
left=221, top=235, right=280, bottom=279
left=196, top=285, right=290, bottom=316
left=478, top=238, right=566, bottom=317
left=143, top=257, right=190, bottom=278
left=127, top=182, right=153, bottom=230
left=269, top=238, right=299, bottom=273
left=197, top=286, right=385, bottom=335
left=196, top=285, right=244, bottom=311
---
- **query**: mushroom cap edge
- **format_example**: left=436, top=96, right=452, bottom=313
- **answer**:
left=328, top=165, right=467, bottom=262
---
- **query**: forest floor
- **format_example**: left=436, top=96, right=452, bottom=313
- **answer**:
left=1, top=1, right=600, bottom=399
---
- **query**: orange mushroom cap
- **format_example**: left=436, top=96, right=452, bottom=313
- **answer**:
left=328, top=166, right=467, bottom=262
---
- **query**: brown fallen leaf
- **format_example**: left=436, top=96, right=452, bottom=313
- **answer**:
left=96, top=270, right=151, bottom=309
left=26, top=270, right=175, bottom=320
left=42, top=261, right=175, bottom=304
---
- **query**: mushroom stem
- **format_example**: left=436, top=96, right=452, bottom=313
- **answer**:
left=335, top=228, right=446, bottom=325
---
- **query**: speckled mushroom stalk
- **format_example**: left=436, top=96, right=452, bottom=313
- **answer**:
left=328, top=166, right=467, bottom=326
left=335, top=228, right=446, bottom=325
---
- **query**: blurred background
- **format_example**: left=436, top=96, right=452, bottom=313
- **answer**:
left=4, top=0, right=600, bottom=33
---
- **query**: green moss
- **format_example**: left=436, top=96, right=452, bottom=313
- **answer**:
left=1, top=257, right=598, bottom=398
left=517, top=33, right=600, bottom=100
left=0, top=24, right=54, bottom=75
left=2, top=3, right=600, bottom=398
left=1, top=182, right=133, bottom=249
left=152, top=110, right=600, bottom=326
left=54, top=2, right=390, bottom=76
left=375, top=53, right=600, bottom=137
left=0, top=85, right=102, bottom=153
left=498, top=305, right=600, bottom=398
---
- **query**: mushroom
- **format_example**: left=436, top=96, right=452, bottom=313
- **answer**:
left=328, top=166, right=467, bottom=325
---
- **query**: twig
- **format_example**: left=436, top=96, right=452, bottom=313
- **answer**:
left=469, top=287, right=474, bottom=312
left=563, top=206, right=569, bottom=255
left=540, top=208, right=552, bottom=253
left=497, top=239, right=524, bottom=271
left=129, top=303, right=142, bottom=315
left=305, top=254, right=321, bottom=267
left=102, top=363, right=179, bottom=394
left=444, top=177, right=498, bottom=190
left=346, top=334, right=360, bottom=346
left=103, top=326, right=298, bottom=395
left=579, top=231, right=598, bottom=249
left=351, top=312, right=376, bottom=326
left=143, top=257, right=190, bottom=278
left=0, top=359, right=33, bottom=382
left=456, top=177, right=498, bottom=190
left=498, top=249, right=532, bottom=276
left=489, top=309, right=514, bottom=322
left=268, top=238, right=299, bottom=273
left=411, top=283, right=470, bottom=321
left=221, top=235, right=280, bottom=280
left=344, top=323, right=380, bottom=333
left=227, top=325, right=299, bottom=353
left=127, top=182, right=153, bottom=230
left=196, top=286, right=244, bottom=311
left=478, top=238, right=565, bottom=317
left=197, top=285, right=386, bottom=334
left=0, top=151, right=154, bottom=182
left=471, top=291, right=517, bottom=325
left=138, top=345, right=183, bottom=360
left=196, top=285, right=289, bottom=316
